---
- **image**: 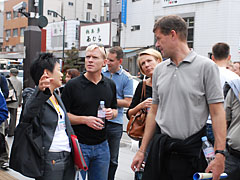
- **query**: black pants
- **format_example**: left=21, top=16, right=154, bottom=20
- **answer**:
left=36, top=151, right=75, bottom=180
left=163, top=153, right=207, bottom=180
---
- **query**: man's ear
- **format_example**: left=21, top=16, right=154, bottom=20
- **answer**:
left=227, top=55, right=231, bottom=61
left=212, top=55, right=216, bottom=62
left=119, top=58, right=123, bottom=65
left=170, top=30, right=177, bottom=39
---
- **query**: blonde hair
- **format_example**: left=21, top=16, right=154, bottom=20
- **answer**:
left=86, top=44, right=106, bottom=59
left=137, top=48, right=162, bottom=75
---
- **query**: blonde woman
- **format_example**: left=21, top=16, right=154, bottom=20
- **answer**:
left=127, top=49, right=162, bottom=121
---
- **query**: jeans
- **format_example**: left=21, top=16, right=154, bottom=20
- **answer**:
left=80, top=140, right=110, bottom=180
left=106, top=122, right=123, bottom=180
left=206, top=123, right=214, bottom=145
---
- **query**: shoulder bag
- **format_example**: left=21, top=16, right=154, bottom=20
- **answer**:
left=127, top=80, right=147, bottom=140
left=9, top=112, right=44, bottom=178
left=6, top=79, right=18, bottom=103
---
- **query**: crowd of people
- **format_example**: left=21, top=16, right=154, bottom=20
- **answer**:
left=1, top=14, right=240, bottom=180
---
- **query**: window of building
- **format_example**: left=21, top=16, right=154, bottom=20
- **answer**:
left=86, top=12, right=90, bottom=21
left=68, top=2, right=74, bottom=6
left=6, top=30, right=11, bottom=37
left=131, top=25, right=140, bottom=31
left=12, top=46, right=16, bottom=52
left=87, top=3, right=92, bottom=10
left=13, top=28, right=18, bottom=37
left=132, top=0, right=141, bottom=2
left=13, top=11, right=18, bottom=18
left=6, top=12, right=11, bottom=20
left=5, top=46, right=10, bottom=52
left=20, top=27, right=25, bottom=37
left=116, top=0, right=121, bottom=4
left=183, top=17, right=194, bottom=49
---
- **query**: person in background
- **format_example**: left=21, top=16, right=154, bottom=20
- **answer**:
left=65, top=68, right=80, bottom=83
left=233, top=62, right=240, bottom=76
left=206, top=42, right=239, bottom=144
left=0, top=89, right=8, bottom=170
left=7, top=68, right=22, bottom=137
left=131, top=15, right=226, bottom=180
left=224, top=78, right=240, bottom=180
left=127, top=48, right=162, bottom=127
left=23, top=53, right=75, bottom=180
left=0, top=74, right=9, bottom=99
left=61, top=44, right=118, bottom=180
left=0, top=89, right=8, bottom=125
left=102, top=46, right=133, bottom=180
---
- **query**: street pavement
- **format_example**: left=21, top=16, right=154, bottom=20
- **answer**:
left=2, top=108, right=138, bottom=180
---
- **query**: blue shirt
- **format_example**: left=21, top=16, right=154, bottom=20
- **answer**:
left=102, top=65, right=133, bottom=124
left=0, top=90, right=8, bottom=125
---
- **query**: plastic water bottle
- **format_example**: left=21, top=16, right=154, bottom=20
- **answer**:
left=201, top=136, right=215, bottom=164
left=97, top=101, right=105, bottom=128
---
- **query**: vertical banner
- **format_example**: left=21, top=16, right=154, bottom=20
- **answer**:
left=121, top=0, right=127, bottom=24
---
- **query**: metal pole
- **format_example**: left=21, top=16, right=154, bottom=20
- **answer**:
left=62, top=17, right=65, bottom=61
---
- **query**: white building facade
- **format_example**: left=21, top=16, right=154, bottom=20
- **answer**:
left=121, top=0, right=240, bottom=61
left=46, top=20, right=79, bottom=51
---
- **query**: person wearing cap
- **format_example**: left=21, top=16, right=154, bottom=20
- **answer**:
left=61, top=44, right=118, bottom=180
left=7, top=68, right=22, bottom=137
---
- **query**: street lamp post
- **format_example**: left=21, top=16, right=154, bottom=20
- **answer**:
left=49, top=10, right=65, bottom=60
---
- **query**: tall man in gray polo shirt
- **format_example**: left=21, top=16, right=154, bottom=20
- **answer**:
left=131, top=15, right=226, bottom=180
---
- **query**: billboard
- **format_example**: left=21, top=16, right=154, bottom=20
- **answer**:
left=162, top=0, right=219, bottom=7
left=80, top=22, right=111, bottom=47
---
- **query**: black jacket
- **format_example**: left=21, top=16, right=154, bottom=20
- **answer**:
left=23, top=87, right=75, bottom=152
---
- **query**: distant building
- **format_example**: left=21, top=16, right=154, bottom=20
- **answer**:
left=2, top=0, right=110, bottom=53
left=3, top=0, right=28, bottom=52
left=121, top=0, right=240, bottom=75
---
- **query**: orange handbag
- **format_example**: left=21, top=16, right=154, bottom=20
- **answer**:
left=127, top=80, right=147, bottom=141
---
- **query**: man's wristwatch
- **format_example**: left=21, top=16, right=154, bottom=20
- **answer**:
left=215, top=150, right=226, bottom=157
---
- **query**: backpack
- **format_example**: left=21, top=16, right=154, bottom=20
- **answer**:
left=6, top=79, right=18, bottom=103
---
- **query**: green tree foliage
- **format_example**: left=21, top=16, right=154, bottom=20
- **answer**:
left=63, top=47, right=82, bottom=71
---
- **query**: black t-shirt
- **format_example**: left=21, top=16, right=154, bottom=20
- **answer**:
left=61, top=73, right=117, bottom=145
left=126, top=81, right=152, bottom=120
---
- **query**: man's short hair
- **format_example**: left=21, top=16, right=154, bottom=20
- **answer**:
left=108, top=46, right=123, bottom=60
left=30, top=53, right=59, bottom=85
left=10, top=68, right=19, bottom=76
left=86, top=44, right=106, bottom=59
left=212, top=42, right=230, bottom=60
left=153, top=15, right=188, bottom=41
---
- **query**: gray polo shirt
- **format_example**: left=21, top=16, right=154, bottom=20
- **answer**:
left=225, top=89, right=240, bottom=151
left=152, top=51, right=223, bottom=140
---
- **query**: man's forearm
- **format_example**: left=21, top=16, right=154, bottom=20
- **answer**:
left=117, top=97, right=132, bottom=108
left=210, top=103, right=226, bottom=150
left=67, top=112, right=88, bottom=125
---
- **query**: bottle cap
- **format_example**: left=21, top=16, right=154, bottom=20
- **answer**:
left=100, top=101, right=105, bottom=105
left=201, top=136, right=207, bottom=141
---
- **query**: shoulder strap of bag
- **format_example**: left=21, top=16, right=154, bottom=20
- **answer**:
left=140, top=79, right=146, bottom=102
left=7, top=79, right=14, bottom=89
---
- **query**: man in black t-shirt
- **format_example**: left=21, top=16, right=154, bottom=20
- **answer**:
left=62, top=44, right=118, bottom=180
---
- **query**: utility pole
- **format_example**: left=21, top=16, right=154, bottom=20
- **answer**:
left=23, top=0, right=43, bottom=88
left=48, top=10, right=66, bottom=61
